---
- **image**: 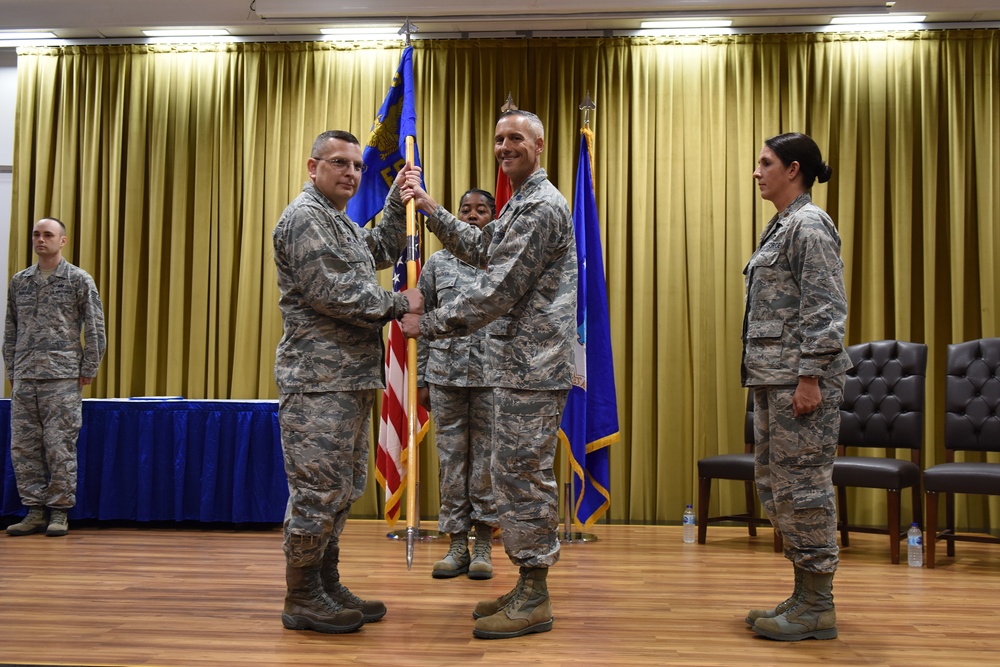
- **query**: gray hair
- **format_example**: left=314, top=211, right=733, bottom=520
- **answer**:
left=499, top=109, right=544, bottom=140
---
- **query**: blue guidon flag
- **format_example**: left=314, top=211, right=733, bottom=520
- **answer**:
left=347, top=45, right=420, bottom=227
left=558, top=125, right=619, bottom=529
left=348, top=45, right=428, bottom=527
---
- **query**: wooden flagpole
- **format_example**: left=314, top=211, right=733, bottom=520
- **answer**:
left=404, top=135, right=420, bottom=569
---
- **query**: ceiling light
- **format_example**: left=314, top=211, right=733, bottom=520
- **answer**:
left=320, top=26, right=404, bottom=41
left=142, top=29, right=231, bottom=37
left=0, top=31, right=56, bottom=40
left=640, top=20, right=733, bottom=29
left=830, top=15, right=925, bottom=24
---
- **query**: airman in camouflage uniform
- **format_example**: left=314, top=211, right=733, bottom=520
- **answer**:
left=4, top=217, right=106, bottom=538
left=401, top=110, right=576, bottom=639
left=417, top=189, right=499, bottom=580
left=272, top=130, right=423, bottom=634
left=741, top=133, right=851, bottom=642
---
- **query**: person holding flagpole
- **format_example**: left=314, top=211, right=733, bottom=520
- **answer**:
left=400, top=109, right=577, bottom=640
left=272, top=129, right=424, bottom=634
left=416, top=188, right=500, bottom=581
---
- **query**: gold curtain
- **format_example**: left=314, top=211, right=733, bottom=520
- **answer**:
left=10, top=31, right=1000, bottom=527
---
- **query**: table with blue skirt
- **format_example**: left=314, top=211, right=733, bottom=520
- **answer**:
left=0, top=398, right=288, bottom=523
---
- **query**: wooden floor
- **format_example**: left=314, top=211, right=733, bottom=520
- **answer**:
left=1, top=520, right=999, bottom=666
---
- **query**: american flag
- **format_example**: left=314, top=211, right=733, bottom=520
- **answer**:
left=347, top=45, right=429, bottom=527
left=375, top=252, right=429, bottom=527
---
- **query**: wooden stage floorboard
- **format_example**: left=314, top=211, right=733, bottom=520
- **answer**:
left=1, top=520, right=999, bottom=666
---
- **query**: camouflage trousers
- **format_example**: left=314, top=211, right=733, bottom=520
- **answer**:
left=491, top=387, right=568, bottom=568
left=753, top=378, right=844, bottom=574
left=429, top=384, right=498, bottom=534
left=10, top=378, right=82, bottom=510
left=278, top=389, right=374, bottom=567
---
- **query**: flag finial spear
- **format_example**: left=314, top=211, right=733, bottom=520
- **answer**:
left=501, top=92, right=518, bottom=113
left=579, top=91, right=596, bottom=127
left=399, top=18, right=418, bottom=45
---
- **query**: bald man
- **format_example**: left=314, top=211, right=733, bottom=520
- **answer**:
left=4, top=217, right=106, bottom=538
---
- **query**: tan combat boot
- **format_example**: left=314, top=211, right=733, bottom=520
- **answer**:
left=6, top=507, right=47, bottom=536
left=745, top=566, right=803, bottom=626
left=46, top=509, right=69, bottom=537
left=472, top=570, right=524, bottom=619
left=282, top=564, right=364, bottom=634
left=468, top=523, right=493, bottom=580
left=432, top=531, right=470, bottom=579
left=472, top=566, right=553, bottom=639
left=321, top=544, right=386, bottom=622
left=752, top=570, right=837, bottom=641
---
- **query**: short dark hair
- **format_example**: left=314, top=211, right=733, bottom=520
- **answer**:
left=498, top=109, right=544, bottom=140
left=311, top=130, right=360, bottom=157
left=765, top=132, right=832, bottom=188
left=37, top=217, right=67, bottom=234
left=460, top=188, right=496, bottom=218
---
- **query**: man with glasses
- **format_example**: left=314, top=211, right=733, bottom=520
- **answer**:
left=272, top=129, right=423, bottom=634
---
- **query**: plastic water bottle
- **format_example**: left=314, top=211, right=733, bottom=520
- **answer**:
left=907, top=523, right=923, bottom=567
left=682, top=504, right=696, bottom=543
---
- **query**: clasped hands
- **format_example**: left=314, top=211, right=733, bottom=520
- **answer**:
left=396, top=164, right=440, bottom=340
left=400, top=308, right=421, bottom=339
left=397, top=164, right=439, bottom=218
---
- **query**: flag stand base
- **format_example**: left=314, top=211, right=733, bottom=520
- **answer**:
left=386, top=529, right=443, bottom=541
left=384, top=481, right=442, bottom=540
left=562, top=531, right=599, bottom=543
left=562, top=482, right=599, bottom=544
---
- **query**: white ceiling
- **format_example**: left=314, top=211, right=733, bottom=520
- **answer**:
left=0, top=0, right=998, bottom=40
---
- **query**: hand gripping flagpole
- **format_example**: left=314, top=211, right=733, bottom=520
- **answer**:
left=404, top=135, right=420, bottom=570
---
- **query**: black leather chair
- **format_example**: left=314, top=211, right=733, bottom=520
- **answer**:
left=923, top=338, right=1000, bottom=568
left=834, top=340, right=927, bottom=564
left=697, top=392, right=781, bottom=550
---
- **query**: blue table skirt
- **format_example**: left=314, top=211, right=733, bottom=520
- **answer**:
left=1, top=399, right=288, bottom=523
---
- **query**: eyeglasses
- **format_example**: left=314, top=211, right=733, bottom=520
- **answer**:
left=312, top=156, right=367, bottom=173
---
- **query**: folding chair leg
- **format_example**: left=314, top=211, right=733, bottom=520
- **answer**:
left=743, top=480, right=757, bottom=537
left=887, top=490, right=901, bottom=565
left=945, top=492, right=956, bottom=557
left=697, top=477, right=710, bottom=544
left=910, top=484, right=922, bottom=530
left=926, top=491, right=938, bottom=568
left=836, top=485, right=850, bottom=547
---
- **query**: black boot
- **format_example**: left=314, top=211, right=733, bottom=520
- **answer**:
left=282, top=564, right=364, bottom=634
left=322, top=544, right=387, bottom=623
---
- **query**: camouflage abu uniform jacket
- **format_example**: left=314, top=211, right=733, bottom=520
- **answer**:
left=4, top=259, right=106, bottom=381
left=418, top=169, right=577, bottom=391
left=416, top=248, right=491, bottom=389
left=273, top=181, right=409, bottom=394
left=741, top=192, right=851, bottom=386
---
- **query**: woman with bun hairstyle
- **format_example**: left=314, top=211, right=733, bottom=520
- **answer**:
left=740, top=132, right=851, bottom=642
